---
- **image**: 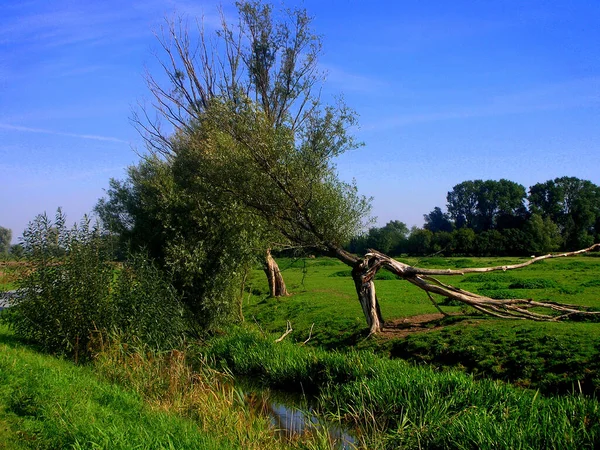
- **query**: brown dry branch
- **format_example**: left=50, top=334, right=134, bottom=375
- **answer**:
left=363, top=244, right=600, bottom=324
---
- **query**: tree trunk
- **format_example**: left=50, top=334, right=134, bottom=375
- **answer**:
left=352, top=263, right=384, bottom=335
left=327, top=244, right=385, bottom=333
left=264, top=248, right=289, bottom=297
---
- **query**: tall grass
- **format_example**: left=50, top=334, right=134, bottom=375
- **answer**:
left=93, top=333, right=343, bottom=450
left=207, top=327, right=600, bottom=449
left=0, top=325, right=231, bottom=449
left=0, top=324, right=339, bottom=450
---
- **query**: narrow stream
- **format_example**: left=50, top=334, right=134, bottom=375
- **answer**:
left=241, top=384, right=357, bottom=449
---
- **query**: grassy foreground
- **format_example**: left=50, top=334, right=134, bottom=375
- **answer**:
left=0, top=324, right=339, bottom=450
left=207, top=327, right=600, bottom=449
left=0, top=324, right=235, bottom=449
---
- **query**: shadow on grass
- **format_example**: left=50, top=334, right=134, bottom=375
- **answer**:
left=0, top=313, right=42, bottom=352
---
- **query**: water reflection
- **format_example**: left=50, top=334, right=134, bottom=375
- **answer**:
left=243, top=388, right=356, bottom=449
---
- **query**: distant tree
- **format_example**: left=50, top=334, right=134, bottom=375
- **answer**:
left=500, top=228, right=529, bottom=256
left=431, top=231, right=453, bottom=255
left=424, top=206, right=454, bottom=232
left=529, top=177, right=600, bottom=250
left=406, top=227, right=433, bottom=255
left=446, top=180, right=527, bottom=232
left=452, top=228, right=476, bottom=255
left=475, top=230, right=506, bottom=256
left=477, top=179, right=527, bottom=231
left=447, top=180, right=481, bottom=229
left=365, top=220, right=408, bottom=255
left=0, top=226, right=11, bottom=254
left=522, top=213, right=562, bottom=255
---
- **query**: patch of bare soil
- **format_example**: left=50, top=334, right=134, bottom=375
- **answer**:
left=380, top=313, right=467, bottom=339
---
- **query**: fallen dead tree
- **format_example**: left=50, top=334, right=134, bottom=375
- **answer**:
left=349, top=243, right=600, bottom=335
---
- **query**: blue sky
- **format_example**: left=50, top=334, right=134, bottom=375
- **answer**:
left=1, top=0, right=599, bottom=243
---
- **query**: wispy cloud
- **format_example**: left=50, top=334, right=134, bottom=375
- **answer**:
left=321, top=64, right=390, bottom=94
left=0, top=123, right=128, bottom=143
left=363, top=77, right=600, bottom=131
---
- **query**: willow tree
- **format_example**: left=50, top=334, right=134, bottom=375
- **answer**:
left=135, top=1, right=335, bottom=296
left=138, top=1, right=599, bottom=334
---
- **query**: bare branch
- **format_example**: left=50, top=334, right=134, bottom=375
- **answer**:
left=274, top=320, right=293, bottom=342
left=301, top=323, right=314, bottom=345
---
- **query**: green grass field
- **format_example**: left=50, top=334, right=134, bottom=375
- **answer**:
left=243, top=255, right=600, bottom=394
left=207, top=327, right=600, bottom=449
left=0, top=323, right=347, bottom=450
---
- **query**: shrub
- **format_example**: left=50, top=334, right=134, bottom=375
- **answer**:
left=3, top=210, right=186, bottom=360
left=462, top=273, right=519, bottom=283
left=508, top=278, right=559, bottom=289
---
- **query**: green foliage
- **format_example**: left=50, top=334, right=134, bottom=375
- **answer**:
left=529, top=176, right=600, bottom=250
left=403, top=177, right=598, bottom=257
left=0, top=226, right=11, bottom=255
left=4, top=210, right=186, bottom=359
left=97, top=157, right=259, bottom=329
left=9, top=244, right=24, bottom=259
left=508, top=278, right=559, bottom=289
left=452, top=227, right=477, bottom=254
left=139, top=0, right=372, bottom=260
left=423, top=206, right=454, bottom=233
left=447, top=179, right=527, bottom=232
left=348, top=220, right=408, bottom=255
left=110, top=254, right=187, bottom=349
left=406, top=227, right=433, bottom=255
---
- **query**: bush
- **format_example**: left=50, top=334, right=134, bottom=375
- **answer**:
left=329, top=269, right=352, bottom=278
left=462, top=273, right=519, bottom=283
left=508, top=278, right=559, bottom=289
left=3, top=210, right=187, bottom=360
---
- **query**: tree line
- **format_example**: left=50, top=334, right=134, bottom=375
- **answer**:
left=348, top=177, right=600, bottom=257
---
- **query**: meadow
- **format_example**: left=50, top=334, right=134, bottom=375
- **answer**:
left=243, top=255, right=600, bottom=395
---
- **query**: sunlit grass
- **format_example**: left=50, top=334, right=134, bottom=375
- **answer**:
left=0, top=324, right=338, bottom=450
left=208, top=327, right=600, bottom=449
left=244, top=255, right=600, bottom=394
left=0, top=324, right=231, bottom=449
